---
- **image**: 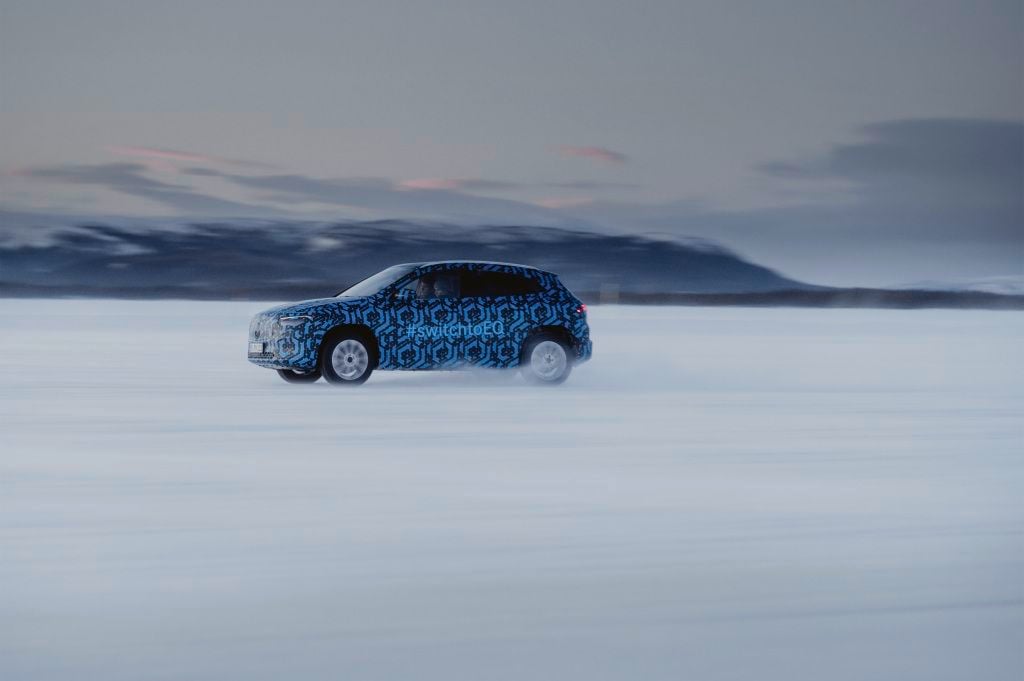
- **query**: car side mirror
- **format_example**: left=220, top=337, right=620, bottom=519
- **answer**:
left=393, top=288, right=415, bottom=303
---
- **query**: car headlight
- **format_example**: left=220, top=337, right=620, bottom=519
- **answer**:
left=279, top=315, right=313, bottom=325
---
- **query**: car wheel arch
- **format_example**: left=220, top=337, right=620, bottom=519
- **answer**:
left=318, top=324, right=380, bottom=368
left=520, top=325, right=574, bottom=363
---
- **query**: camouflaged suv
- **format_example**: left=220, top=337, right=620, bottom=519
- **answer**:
left=248, top=261, right=592, bottom=385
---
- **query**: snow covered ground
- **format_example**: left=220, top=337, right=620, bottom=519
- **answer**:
left=2, top=300, right=1022, bottom=680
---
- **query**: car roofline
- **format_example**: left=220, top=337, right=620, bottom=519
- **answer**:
left=406, top=260, right=545, bottom=272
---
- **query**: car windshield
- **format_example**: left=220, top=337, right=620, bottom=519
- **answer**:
left=336, top=264, right=419, bottom=298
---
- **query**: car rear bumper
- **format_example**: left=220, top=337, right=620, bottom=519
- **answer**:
left=575, top=338, right=593, bottom=363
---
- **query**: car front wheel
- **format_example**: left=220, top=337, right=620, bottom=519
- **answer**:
left=521, top=333, right=572, bottom=385
left=321, top=335, right=374, bottom=385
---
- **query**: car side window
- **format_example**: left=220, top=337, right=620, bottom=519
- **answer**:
left=402, top=272, right=460, bottom=300
left=461, top=270, right=542, bottom=298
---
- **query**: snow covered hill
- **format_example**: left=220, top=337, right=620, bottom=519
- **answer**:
left=0, top=217, right=810, bottom=296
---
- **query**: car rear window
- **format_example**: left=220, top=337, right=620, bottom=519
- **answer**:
left=461, top=270, right=542, bottom=298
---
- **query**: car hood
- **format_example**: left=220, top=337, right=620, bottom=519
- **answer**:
left=260, top=296, right=372, bottom=318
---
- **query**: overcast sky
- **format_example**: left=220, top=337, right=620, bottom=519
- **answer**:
left=1, top=0, right=1021, bottom=285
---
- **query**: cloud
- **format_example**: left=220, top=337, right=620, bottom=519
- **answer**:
left=566, top=118, right=1024, bottom=285
left=177, top=169, right=633, bottom=221
left=396, top=177, right=637, bottom=193
left=761, top=118, right=1023, bottom=181
left=555, top=146, right=628, bottom=164
left=19, top=160, right=626, bottom=225
left=180, top=167, right=223, bottom=177
left=396, top=178, right=522, bottom=192
left=21, top=162, right=282, bottom=216
left=185, top=168, right=632, bottom=196
left=758, top=118, right=1024, bottom=211
left=397, top=178, right=464, bottom=191
left=216, top=171, right=571, bottom=224
left=546, top=181, right=639, bottom=190
left=108, top=145, right=275, bottom=170
left=534, top=197, right=594, bottom=209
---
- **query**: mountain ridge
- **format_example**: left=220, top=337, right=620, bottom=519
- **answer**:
left=2, top=218, right=1020, bottom=308
left=0, top=219, right=811, bottom=296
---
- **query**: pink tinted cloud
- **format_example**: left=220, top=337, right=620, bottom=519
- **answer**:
left=397, top=178, right=521, bottom=192
left=397, top=178, right=464, bottom=191
left=107, top=146, right=273, bottom=170
left=556, top=145, right=628, bottom=164
left=110, top=146, right=224, bottom=164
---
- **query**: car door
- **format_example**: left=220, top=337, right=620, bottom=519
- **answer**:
left=390, top=268, right=463, bottom=369
left=458, top=267, right=535, bottom=368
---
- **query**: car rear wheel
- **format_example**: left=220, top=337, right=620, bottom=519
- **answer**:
left=321, top=335, right=374, bottom=385
left=276, top=368, right=321, bottom=383
left=521, top=333, right=572, bottom=385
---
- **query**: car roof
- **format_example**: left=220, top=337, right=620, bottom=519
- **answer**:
left=398, top=260, right=544, bottom=272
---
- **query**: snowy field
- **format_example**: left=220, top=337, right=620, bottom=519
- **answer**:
left=2, top=299, right=1022, bottom=681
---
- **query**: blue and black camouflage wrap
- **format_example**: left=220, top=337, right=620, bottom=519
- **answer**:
left=248, top=261, right=592, bottom=372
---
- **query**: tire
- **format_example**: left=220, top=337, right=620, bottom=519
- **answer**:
left=320, top=333, right=375, bottom=385
left=521, top=333, right=573, bottom=385
left=277, top=368, right=321, bottom=383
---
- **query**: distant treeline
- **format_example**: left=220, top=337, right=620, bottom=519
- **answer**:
left=2, top=282, right=1021, bottom=310
left=592, top=288, right=1024, bottom=310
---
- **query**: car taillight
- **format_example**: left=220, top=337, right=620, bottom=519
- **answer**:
left=575, top=303, right=587, bottom=316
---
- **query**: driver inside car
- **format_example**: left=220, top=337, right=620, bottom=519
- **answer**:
left=415, top=275, right=435, bottom=300
left=433, top=274, right=459, bottom=299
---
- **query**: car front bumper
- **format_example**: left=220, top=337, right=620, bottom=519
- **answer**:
left=247, top=313, right=319, bottom=371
